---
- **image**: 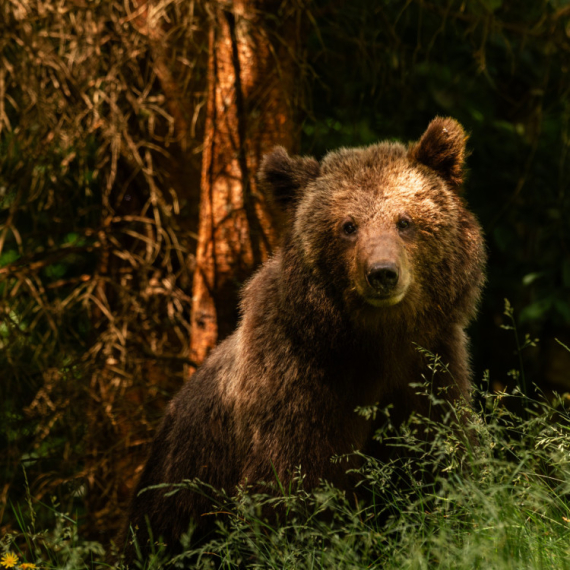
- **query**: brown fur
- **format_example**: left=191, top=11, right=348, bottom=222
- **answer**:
left=124, top=117, right=486, bottom=562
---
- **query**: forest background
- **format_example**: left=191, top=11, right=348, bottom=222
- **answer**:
left=1, top=0, right=570, bottom=549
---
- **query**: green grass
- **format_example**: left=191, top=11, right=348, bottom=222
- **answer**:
left=169, top=390, right=570, bottom=570
left=4, top=386, right=570, bottom=569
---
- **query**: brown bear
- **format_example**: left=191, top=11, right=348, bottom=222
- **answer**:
left=124, top=117, right=486, bottom=563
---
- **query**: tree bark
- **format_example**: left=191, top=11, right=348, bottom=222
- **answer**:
left=190, top=0, right=301, bottom=368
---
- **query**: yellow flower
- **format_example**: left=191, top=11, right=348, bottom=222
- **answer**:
left=0, top=553, right=19, bottom=568
left=21, top=564, right=38, bottom=570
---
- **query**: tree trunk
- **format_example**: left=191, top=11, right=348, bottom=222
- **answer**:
left=190, top=0, right=302, bottom=368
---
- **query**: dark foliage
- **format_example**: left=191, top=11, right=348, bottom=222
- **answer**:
left=303, top=0, right=570, bottom=393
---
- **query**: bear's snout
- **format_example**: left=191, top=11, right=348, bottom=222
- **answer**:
left=353, top=232, right=411, bottom=306
left=366, top=262, right=399, bottom=292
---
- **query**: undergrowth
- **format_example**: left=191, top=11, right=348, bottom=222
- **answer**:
left=157, top=384, right=570, bottom=570
left=4, top=339, right=570, bottom=569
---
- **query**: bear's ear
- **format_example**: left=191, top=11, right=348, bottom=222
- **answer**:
left=408, top=117, right=468, bottom=190
left=259, top=147, right=320, bottom=208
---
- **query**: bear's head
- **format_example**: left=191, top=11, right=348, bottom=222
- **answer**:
left=260, top=117, right=485, bottom=327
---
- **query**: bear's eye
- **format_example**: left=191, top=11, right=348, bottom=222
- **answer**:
left=342, top=220, right=357, bottom=236
left=397, top=217, right=412, bottom=231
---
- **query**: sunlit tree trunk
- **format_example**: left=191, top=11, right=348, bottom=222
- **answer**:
left=190, top=0, right=301, bottom=368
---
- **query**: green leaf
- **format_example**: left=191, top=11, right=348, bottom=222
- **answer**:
left=522, top=272, right=543, bottom=286
left=0, top=250, right=19, bottom=267
left=519, top=298, right=553, bottom=323
left=45, top=263, right=66, bottom=279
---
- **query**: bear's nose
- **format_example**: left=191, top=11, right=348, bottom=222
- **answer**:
left=366, top=263, right=399, bottom=292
